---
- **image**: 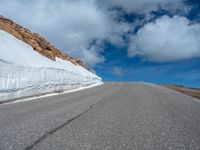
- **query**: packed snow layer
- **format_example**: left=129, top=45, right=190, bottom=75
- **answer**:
left=0, top=30, right=102, bottom=102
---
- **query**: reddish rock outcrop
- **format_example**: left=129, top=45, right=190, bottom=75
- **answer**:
left=0, top=16, right=91, bottom=71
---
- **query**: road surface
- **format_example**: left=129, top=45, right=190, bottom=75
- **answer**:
left=0, top=83, right=200, bottom=150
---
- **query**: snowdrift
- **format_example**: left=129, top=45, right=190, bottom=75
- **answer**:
left=0, top=30, right=102, bottom=102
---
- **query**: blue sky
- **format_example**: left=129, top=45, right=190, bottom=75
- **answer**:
left=95, top=44, right=200, bottom=87
left=93, top=0, right=200, bottom=88
left=0, top=0, right=200, bottom=87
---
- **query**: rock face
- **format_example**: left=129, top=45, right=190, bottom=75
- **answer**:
left=0, top=16, right=91, bottom=71
left=0, top=16, right=102, bottom=102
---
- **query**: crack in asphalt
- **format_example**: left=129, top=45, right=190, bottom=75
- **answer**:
left=24, top=84, right=124, bottom=150
left=24, top=102, right=99, bottom=150
left=24, top=101, right=98, bottom=150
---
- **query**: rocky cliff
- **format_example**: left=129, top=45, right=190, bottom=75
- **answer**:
left=0, top=16, right=91, bottom=71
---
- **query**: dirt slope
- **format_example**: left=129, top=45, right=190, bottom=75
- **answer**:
left=0, top=16, right=91, bottom=71
left=163, top=85, right=200, bottom=100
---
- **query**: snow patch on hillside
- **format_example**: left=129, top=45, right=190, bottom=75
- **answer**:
left=0, top=30, right=102, bottom=102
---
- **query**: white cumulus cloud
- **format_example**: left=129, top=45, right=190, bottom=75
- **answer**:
left=112, top=67, right=126, bottom=76
left=0, top=0, right=191, bottom=66
left=0, top=0, right=110, bottom=66
left=128, top=15, right=200, bottom=62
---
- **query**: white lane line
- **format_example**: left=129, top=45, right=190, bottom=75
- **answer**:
left=2, top=83, right=104, bottom=105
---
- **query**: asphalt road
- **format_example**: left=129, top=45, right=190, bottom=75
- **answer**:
left=0, top=83, right=200, bottom=150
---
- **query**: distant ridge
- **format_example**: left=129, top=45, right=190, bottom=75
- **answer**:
left=0, top=15, right=91, bottom=71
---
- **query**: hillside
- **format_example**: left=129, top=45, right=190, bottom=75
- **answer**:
left=0, top=16, right=102, bottom=102
left=0, top=16, right=91, bottom=71
left=163, top=85, right=200, bottom=100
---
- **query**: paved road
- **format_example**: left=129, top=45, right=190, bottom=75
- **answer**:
left=0, top=83, right=200, bottom=150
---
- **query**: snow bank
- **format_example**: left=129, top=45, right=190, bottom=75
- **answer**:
left=0, top=30, right=102, bottom=102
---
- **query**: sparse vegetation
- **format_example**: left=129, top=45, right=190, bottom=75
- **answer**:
left=163, top=85, right=200, bottom=100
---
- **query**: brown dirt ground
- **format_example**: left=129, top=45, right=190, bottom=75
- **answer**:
left=163, top=85, right=200, bottom=100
